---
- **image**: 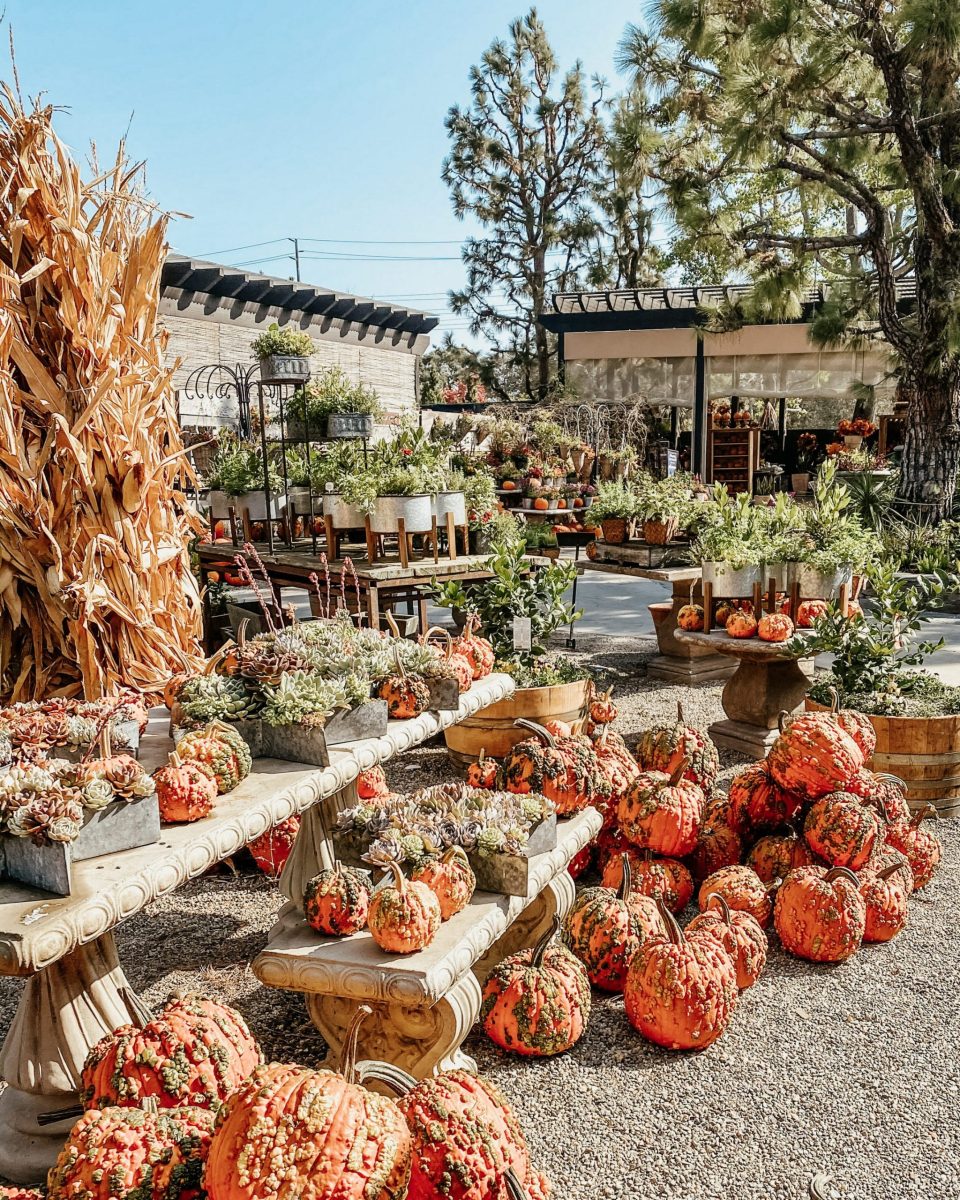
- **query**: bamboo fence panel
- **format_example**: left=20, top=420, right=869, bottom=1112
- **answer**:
left=0, top=84, right=204, bottom=700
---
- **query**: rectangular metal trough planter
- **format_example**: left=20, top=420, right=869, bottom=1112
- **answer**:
left=260, top=700, right=389, bottom=768
left=0, top=794, right=161, bottom=896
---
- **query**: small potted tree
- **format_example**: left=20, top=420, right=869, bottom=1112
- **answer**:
left=251, top=323, right=315, bottom=385
left=590, top=481, right=637, bottom=544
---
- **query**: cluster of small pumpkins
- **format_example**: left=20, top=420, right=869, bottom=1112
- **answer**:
left=469, top=695, right=943, bottom=1058
left=301, top=766, right=477, bottom=955
left=676, top=595, right=862, bottom=642
left=150, top=720, right=252, bottom=824
left=31, top=992, right=549, bottom=1200
left=377, top=618, right=495, bottom=719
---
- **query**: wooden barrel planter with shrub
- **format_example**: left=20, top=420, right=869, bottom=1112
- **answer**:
left=444, top=678, right=591, bottom=771
left=806, top=698, right=960, bottom=817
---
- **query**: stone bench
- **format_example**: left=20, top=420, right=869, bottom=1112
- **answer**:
left=253, top=807, right=600, bottom=1077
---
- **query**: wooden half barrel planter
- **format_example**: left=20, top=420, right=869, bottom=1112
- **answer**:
left=806, top=698, right=960, bottom=817
left=444, top=677, right=591, bottom=771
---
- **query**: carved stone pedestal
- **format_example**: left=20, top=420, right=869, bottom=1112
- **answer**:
left=0, top=933, right=148, bottom=1184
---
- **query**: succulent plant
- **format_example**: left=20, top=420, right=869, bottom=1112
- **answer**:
left=259, top=672, right=352, bottom=727
left=177, top=674, right=258, bottom=723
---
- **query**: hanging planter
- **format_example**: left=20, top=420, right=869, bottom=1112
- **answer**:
left=327, top=412, right=375, bottom=439
left=251, top=323, right=315, bottom=385
left=370, top=493, right=433, bottom=534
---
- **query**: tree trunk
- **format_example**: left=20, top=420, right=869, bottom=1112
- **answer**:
left=896, top=370, right=960, bottom=522
left=535, top=320, right=551, bottom=399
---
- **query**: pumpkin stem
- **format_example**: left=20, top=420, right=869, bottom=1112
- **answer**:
left=878, top=861, right=910, bottom=882
left=824, top=866, right=859, bottom=886
left=777, top=710, right=790, bottom=733
left=385, top=860, right=407, bottom=894
left=875, top=773, right=906, bottom=792
left=809, top=1173, right=835, bottom=1200
left=514, top=718, right=555, bottom=747
left=704, top=892, right=733, bottom=926
left=340, top=1004, right=373, bottom=1084
left=913, top=803, right=937, bottom=827
left=668, top=758, right=690, bottom=788
left=503, top=1168, right=528, bottom=1200
left=826, top=686, right=840, bottom=714
left=392, top=644, right=408, bottom=682
left=353, top=1059, right=418, bottom=1096
left=385, top=611, right=401, bottom=639
left=531, top=915, right=560, bottom=967
left=99, top=724, right=112, bottom=761
left=441, top=845, right=470, bottom=868
left=616, top=853, right=632, bottom=902
left=655, top=897, right=684, bottom=944
left=168, top=751, right=183, bottom=769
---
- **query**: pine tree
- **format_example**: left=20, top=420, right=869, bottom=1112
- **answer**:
left=623, top=0, right=960, bottom=518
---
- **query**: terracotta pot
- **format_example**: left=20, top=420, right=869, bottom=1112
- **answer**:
left=600, top=518, right=628, bottom=544
left=444, top=678, right=591, bottom=770
left=643, top=517, right=678, bottom=545
left=791, top=472, right=810, bottom=494
left=843, top=434, right=863, bottom=449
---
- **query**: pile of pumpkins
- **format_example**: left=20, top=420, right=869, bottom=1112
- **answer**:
left=676, top=595, right=861, bottom=642
left=463, top=690, right=942, bottom=1058
left=24, top=992, right=549, bottom=1200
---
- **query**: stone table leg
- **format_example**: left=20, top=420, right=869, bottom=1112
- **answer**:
left=280, top=782, right=359, bottom=904
left=0, top=932, right=150, bottom=1184
left=708, top=656, right=810, bottom=758
left=306, top=971, right=483, bottom=1079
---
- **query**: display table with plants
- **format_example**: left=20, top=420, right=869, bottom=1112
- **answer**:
left=0, top=674, right=513, bottom=1185
left=802, top=560, right=960, bottom=817
left=252, top=804, right=600, bottom=1080
left=432, top=533, right=591, bottom=766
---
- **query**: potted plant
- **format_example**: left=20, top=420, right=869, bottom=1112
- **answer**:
left=288, top=367, right=382, bottom=440
left=802, top=559, right=960, bottom=814
left=789, top=461, right=879, bottom=597
left=433, top=469, right=468, bottom=529
left=691, top=484, right=765, bottom=594
left=837, top=417, right=876, bottom=450
left=205, top=440, right=282, bottom=522
left=590, top=481, right=637, bottom=544
left=522, top=522, right=560, bottom=560
left=635, top=476, right=688, bottom=545
left=280, top=448, right=313, bottom=513
left=251, top=322, right=315, bottom=385
left=433, top=531, right=588, bottom=764
left=598, top=444, right=637, bottom=481
left=792, top=431, right=820, bottom=493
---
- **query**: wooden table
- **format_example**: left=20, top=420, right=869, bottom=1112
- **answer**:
left=0, top=675, right=514, bottom=1185
left=254, top=808, right=600, bottom=1079
left=579, top=547, right=736, bottom=683
left=675, top=630, right=813, bottom=757
left=198, top=544, right=498, bottom=647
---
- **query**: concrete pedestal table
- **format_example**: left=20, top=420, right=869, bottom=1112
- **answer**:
left=0, top=674, right=514, bottom=1185
left=579, top=552, right=736, bottom=683
left=674, top=631, right=811, bottom=757
left=253, top=807, right=600, bottom=1079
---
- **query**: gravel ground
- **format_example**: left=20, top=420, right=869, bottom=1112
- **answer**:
left=1, top=630, right=956, bottom=1200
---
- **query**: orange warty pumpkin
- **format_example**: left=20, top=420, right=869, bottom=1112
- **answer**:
left=618, top=760, right=704, bottom=858
left=846, top=770, right=910, bottom=823
left=204, top=1009, right=412, bottom=1200
left=567, top=843, right=594, bottom=879
left=563, top=854, right=667, bottom=992
left=163, top=673, right=190, bottom=710
left=357, top=765, right=389, bottom=799
left=376, top=665, right=432, bottom=720
left=689, top=820, right=743, bottom=884
left=702, top=789, right=737, bottom=832
left=153, top=751, right=217, bottom=823
left=697, top=865, right=774, bottom=928
left=728, top=761, right=804, bottom=835
left=746, top=827, right=815, bottom=884
left=804, top=791, right=881, bottom=870
left=588, top=685, right=618, bottom=727
left=773, top=865, right=866, bottom=963
left=0, top=1190, right=43, bottom=1199
left=686, top=892, right=768, bottom=989
left=634, top=701, right=720, bottom=792
left=464, top=749, right=499, bottom=789
left=502, top=719, right=608, bottom=815
left=885, top=804, right=943, bottom=890
left=714, top=601, right=735, bottom=627
left=824, top=688, right=877, bottom=758
left=412, top=846, right=476, bottom=920
left=81, top=994, right=261, bottom=1111
left=47, top=1103, right=215, bottom=1200
left=592, top=725, right=641, bottom=809
left=860, top=861, right=911, bottom=943
left=304, top=862, right=370, bottom=936
left=766, top=711, right=863, bottom=800
left=481, top=917, right=590, bottom=1056
left=677, top=603, right=705, bottom=632
left=624, top=900, right=738, bottom=1050
left=757, top=612, right=794, bottom=642
left=451, top=615, right=495, bottom=680
left=602, top=848, right=693, bottom=914
left=726, top=610, right=758, bottom=638
left=248, top=815, right=300, bottom=877
left=793, top=598, right=828, bottom=628
left=367, top=861, right=441, bottom=953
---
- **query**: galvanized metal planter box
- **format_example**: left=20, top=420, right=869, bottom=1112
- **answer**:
left=426, top=678, right=461, bottom=712
left=58, top=719, right=142, bottom=763
left=260, top=700, right=389, bottom=767
left=333, top=812, right=558, bottom=898
left=259, top=354, right=311, bottom=386
left=0, top=794, right=161, bottom=896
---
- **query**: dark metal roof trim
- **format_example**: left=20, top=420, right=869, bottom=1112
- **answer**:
left=162, top=253, right=439, bottom=337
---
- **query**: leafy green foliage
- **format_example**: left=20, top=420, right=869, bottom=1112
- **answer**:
left=205, top=435, right=281, bottom=496
left=290, top=367, right=382, bottom=426
left=433, top=533, right=580, bottom=667
left=589, top=481, right=637, bottom=522
left=250, top=322, right=315, bottom=361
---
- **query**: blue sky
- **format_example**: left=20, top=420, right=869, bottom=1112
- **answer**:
left=9, top=1, right=642, bottom=341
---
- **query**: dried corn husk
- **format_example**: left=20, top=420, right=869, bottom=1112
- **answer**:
left=0, top=83, right=204, bottom=700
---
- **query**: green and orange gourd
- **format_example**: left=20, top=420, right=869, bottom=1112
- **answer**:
left=176, top=721, right=252, bottom=795
left=803, top=791, right=881, bottom=870
left=481, top=916, right=591, bottom=1057
left=153, top=752, right=217, bottom=823
left=624, top=899, right=738, bottom=1051
left=303, top=863, right=370, bottom=936
left=617, top=759, right=703, bottom=858
left=412, top=846, right=476, bottom=920
left=773, top=865, right=866, bottom=962
left=367, top=861, right=441, bottom=954
left=634, top=701, right=719, bottom=792
left=686, top=893, right=767, bottom=990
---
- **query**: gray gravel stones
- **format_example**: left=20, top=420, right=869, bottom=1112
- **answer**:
left=0, top=634, right=955, bottom=1198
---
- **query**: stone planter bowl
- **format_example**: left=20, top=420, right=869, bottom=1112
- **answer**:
left=258, top=354, right=311, bottom=385
left=327, top=412, right=374, bottom=439
left=701, top=560, right=763, bottom=596
left=323, top=492, right=365, bottom=529
left=432, top=490, right=467, bottom=526
left=788, top=562, right=853, bottom=599
left=370, top=493, right=433, bottom=534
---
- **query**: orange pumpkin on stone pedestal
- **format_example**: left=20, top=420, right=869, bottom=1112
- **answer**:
left=367, top=861, right=441, bottom=953
left=795, top=598, right=828, bottom=628
left=677, top=603, right=704, bottom=632
left=758, top=612, right=794, bottom=642
left=726, top=610, right=758, bottom=638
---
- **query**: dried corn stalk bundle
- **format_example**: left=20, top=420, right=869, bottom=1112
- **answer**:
left=0, top=83, right=204, bottom=700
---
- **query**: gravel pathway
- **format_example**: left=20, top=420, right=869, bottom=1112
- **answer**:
left=1, top=632, right=955, bottom=1200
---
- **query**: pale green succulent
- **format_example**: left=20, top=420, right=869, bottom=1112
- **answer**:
left=177, top=675, right=258, bottom=723
left=259, top=671, right=353, bottom=727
